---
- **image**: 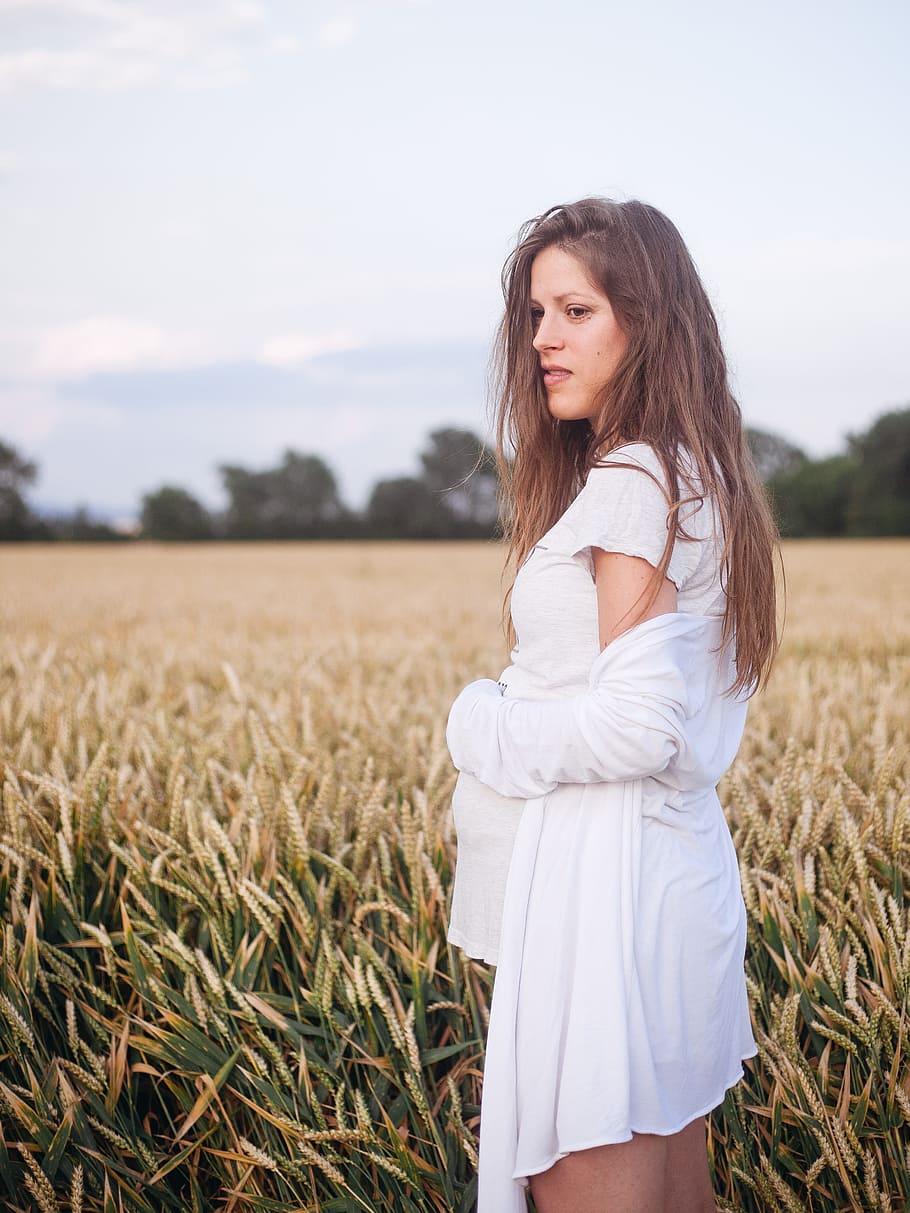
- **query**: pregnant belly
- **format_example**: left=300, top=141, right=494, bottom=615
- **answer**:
left=451, top=770, right=526, bottom=854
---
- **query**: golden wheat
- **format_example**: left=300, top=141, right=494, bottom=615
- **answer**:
left=0, top=537, right=907, bottom=1212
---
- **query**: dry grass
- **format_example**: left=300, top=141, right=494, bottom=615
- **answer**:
left=0, top=538, right=908, bottom=1212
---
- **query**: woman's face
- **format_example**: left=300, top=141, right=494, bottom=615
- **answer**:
left=529, top=244, right=627, bottom=424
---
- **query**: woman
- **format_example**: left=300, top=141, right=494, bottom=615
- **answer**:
left=445, top=198, right=780, bottom=1213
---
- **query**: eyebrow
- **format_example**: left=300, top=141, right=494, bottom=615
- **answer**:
left=529, top=292, right=598, bottom=305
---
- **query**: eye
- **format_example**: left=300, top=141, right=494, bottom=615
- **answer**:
left=567, top=305, right=590, bottom=320
left=530, top=306, right=544, bottom=329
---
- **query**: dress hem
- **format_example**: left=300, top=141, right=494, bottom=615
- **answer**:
left=512, top=1048, right=760, bottom=1186
left=446, top=928, right=498, bottom=967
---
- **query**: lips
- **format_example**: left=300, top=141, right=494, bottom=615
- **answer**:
left=542, top=365, right=571, bottom=387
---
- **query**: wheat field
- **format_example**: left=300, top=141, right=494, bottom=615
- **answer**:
left=0, top=539, right=908, bottom=1212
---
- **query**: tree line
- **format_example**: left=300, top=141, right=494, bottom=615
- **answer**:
left=0, top=428, right=501, bottom=542
left=753, top=407, right=910, bottom=537
left=1, top=407, right=908, bottom=542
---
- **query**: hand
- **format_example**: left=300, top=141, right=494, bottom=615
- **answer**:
left=446, top=677, right=562, bottom=799
left=446, top=679, right=503, bottom=772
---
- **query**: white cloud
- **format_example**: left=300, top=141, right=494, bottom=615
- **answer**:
left=0, top=318, right=365, bottom=382
left=0, top=382, right=67, bottom=446
left=34, top=316, right=163, bottom=378
left=173, top=47, right=249, bottom=92
left=712, top=233, right=910, bottom=279
left=0, top=0, right=288, bottom=93
left=0, top=0, right=434, bottom=89
left=0, top=46, right=155, bottom=91
left=26, top=315, right=212, bottom=379
left=317, top=16, right=357, bottom=47
left=259, top=329, right=359, bottom=368
left=267, top=33, right=300, bottom=55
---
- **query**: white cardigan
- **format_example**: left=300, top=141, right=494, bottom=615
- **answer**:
left=446, top=612, right=755, bottom=1212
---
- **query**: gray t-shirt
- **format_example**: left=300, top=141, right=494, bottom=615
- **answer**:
left=447, top=441, right=728, bottom=964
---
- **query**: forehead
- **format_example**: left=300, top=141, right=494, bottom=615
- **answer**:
left=529, top=245, right=601, bottom=299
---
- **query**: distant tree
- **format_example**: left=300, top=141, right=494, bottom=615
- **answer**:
left=140, top=486, right=214, bottom=540
left=218, top=464, right=268, bottom=539
left=49, top=506, right=128, bottom=542
left=0, top=438, right=39, bottom=540
left=744, top=426, right=808, bottom=482
left=365, top=477, right=451, bottom=538
left=767, top=455, right=858, bottom=537
left=419, top=427, right=499, bottom=535
left=269, top=451, right=345, bottom=532
left=219, top=450, right=348, bottom=539
left=845, top=406, right=910, bottom=536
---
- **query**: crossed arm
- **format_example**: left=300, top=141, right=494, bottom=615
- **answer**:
left=446, top=551, right=683, bottom=800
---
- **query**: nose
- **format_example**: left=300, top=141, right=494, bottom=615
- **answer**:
left=532, top=311, right=563, bottom=352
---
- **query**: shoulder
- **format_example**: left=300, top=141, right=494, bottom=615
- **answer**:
left=595, top=441, right=660, bottom=469
left=590, top=441, right=696, bottom=480
left=582, top=442, right=675, bottom=502
left=565, top=441, right=713, bottom=590
left=584, top=441, right=708, bottom=510
left=564, top=443, right=674, bottom=545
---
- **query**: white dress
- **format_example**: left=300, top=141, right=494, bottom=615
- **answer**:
left=445, top=442, right=759, bottom=1211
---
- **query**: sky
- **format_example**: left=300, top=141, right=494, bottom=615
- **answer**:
left=1, top=0, right=908, bottom=525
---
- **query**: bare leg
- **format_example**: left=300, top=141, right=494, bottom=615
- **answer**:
left=528, top=1131, right=667, bottom=1213
left=526, top=1117, right=717, bottom=1213
left=663, top=1116, right=717, bottom=1213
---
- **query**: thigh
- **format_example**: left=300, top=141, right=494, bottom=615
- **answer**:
left=528, top=1131, right=668, bottom=1213
left=663, top=1115, right=716, bottom=1213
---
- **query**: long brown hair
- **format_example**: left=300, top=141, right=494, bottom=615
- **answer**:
left=492, top=197, right=782, bottom=697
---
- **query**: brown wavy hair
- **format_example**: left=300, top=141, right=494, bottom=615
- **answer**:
left=492, top=196, right=782, bottom=697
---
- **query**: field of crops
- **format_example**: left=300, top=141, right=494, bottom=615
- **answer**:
left=1, top=538, right=908, bottom=1212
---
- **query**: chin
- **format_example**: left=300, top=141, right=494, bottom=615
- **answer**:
left=547, top=402, right=593, bottom=424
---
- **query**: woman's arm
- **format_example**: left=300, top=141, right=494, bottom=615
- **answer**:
left=445, top=552, right=690, bottom=800
left=592, top=549, right=677, bottom=649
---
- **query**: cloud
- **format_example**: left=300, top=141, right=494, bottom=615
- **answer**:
left=266, top=33, right=300, bottom=55
left=317, top=16, right=357, bottom=47
left=55, top=340, right=488, bottom=409
left=259, top=329, right=360, bottom=368
left=714, top=233, right=910, bottom=279
left=0, top=381, right=67, bottom=446
left=0, top=0, right=436, bottom=90
left=25, top=315, right=214, bottom=379
left=0, top=0, right=290, bottom=93
left=14, top=339, right=490, bottom=515
left=0, top=380, right=122, bottom=498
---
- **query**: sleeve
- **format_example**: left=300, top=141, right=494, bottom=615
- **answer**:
left=445, top=622, right=693, bottom=800
left=566, top=443, right=703, bottom=591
